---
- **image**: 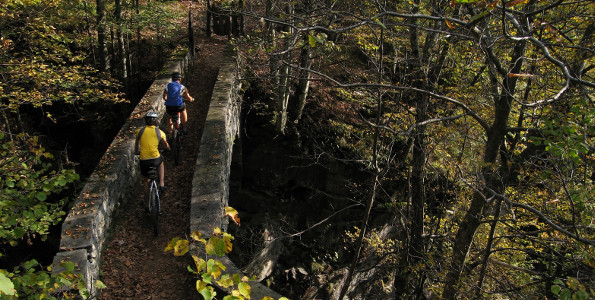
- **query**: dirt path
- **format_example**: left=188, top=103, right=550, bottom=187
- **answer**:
left=97, top=35, right=227, bottom=300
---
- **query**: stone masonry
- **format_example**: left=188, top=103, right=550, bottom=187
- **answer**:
left=52, top=46, right=282, bottom=299
left=51, top=52, right=193, bottom=296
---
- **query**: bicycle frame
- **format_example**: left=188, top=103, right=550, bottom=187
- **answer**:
left=170, top=112, right=183, bottom=165
left=171, top=112, right=181, bottom=130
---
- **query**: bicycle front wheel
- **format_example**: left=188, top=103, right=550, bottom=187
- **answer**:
left=149, top=184, right=159, bottom=236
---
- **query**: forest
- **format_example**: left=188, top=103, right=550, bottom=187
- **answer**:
left=1, top=0, right=593, bottom=299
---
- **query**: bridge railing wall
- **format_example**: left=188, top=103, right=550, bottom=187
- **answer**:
left=52, top=44, right=283, bottom=299
left=51, top=52, right=193, bottom=296
left=190, top=44, right=283, bottom=299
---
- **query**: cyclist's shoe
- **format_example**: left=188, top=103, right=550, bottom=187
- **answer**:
left=159, top=186, right=167, bottom=195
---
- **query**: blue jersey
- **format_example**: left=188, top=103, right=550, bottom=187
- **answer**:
left=164, top=81, right=186, bottom=106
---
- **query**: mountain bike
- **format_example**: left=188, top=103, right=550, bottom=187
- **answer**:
left=170, top=112, right=183, bottom=165
left=145, top=166, right=161, bottom=236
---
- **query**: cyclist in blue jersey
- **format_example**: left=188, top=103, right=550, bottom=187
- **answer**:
left=162, top=72, right=194, bottom=135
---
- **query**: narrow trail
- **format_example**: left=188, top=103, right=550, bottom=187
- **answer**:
left=97, top=35, right=228, bottom=300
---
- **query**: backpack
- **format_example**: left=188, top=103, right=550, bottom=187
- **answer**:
left=137, top=126, right=162, bottom=143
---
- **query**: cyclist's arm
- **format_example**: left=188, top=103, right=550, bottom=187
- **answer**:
left=162, top=89, right=168, bottom=102
left=182, top=89, right=194, bottom=102
left=160, top=136, right=170, bottom=151
left=134, top=135, right=141, bottom=155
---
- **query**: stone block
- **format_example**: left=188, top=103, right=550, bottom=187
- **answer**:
left=52, top=249, right=97, bottom=296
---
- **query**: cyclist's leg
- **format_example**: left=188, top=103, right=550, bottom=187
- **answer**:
left=180, top=105, right=188, bottom=130
left=157, top=156, right=165, bottom=188
left=165, top=106, right=176, bottom=134
left=139, top=160, right=152, bottom=205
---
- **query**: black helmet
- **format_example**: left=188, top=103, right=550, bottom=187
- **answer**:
left=171, top=72, right=182, bottom=81
left=144, top=111, right=159, bottom=125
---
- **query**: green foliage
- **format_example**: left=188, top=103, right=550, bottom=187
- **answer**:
left=0, top=133, right=79, bottom=247
left=165, top=208, right=288, bottom=300
left=0, top=259, right=98, bottom=299
left=551, top=277, right=595, bottom=300
left=0, top=0, right=123, bottom=112
left=165, top=227, right=250, bottom=300
left=134, top=1, right=186, bottom=40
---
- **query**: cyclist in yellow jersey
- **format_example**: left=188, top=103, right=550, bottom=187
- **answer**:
left=135, top=112, right=170, bottom=196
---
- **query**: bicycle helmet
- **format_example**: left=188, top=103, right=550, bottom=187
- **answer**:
left=144, top=111, right=159, bottom=126
left=171, top=72, right=182, bottom=81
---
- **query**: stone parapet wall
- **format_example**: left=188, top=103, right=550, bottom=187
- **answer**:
left=52, top=44, right=283, bottom=299
left=190, top=45, right=283, bottom=299
left=51, top=52, right=193, bottom=297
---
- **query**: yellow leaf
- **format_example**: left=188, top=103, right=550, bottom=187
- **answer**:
left=196, top=279, right=207, bottom=291
left=191, top=232, right=207, bottom=245
left=225, top=206, right=241, bottom=225
left=164, top=237, right=181, bottom=252
left=174, top=239, right=190, bottom=256
left=213, top=227, right=222, bottom=236
left=192, top=255, right=207, bottom=272
left=238, top=282, right=251, bottom=297
left=506, top=0, right=528, bottom=7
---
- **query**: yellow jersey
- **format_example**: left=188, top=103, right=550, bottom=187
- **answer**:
left=135, top=126, right=166, bottom=160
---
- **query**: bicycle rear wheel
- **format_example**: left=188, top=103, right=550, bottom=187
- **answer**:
left=172, top=130, right=181, bottom=165
left=149, top=182, right=159, bottom=236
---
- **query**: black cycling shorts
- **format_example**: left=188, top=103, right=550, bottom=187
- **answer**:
left=166, top=104, right=186, bottom=116
left=140, top=156, right=163, bottom=178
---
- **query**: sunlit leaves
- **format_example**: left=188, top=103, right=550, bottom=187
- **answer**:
left=0, top=272, right=16, bottom=296
left=551, top=277, right=595, bottom=300
left=225, top=207, right=241, bottom=225
left=164, top=222, right=271, bottom=300
left=0, top=134, right=78, bottom=245
left=164, top=237, right=190, bottom=256
left=135, top=1, right=186, bottom=40
left=197, top=280, right=215, bottom=300
left=0, top=259, right=93, bottom=299
left=191, top=230, right=207, bottom=244
left=0, top=0, right=123, bottom=112
left=205, top=229, right=234, bottom=257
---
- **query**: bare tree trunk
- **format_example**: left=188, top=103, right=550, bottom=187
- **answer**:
left=473, top=198, right=502, bottom=298
left=274, top=4, right=293, bottom=134
left=83, top=1, right=96, bottom=65
left=266, top=0, right=278, bottom=89
left=290, top=0, right=313, bottom=123
left=134, top=0, right=141, bottom=89
left=242, top=226, right=287, bottom=281
left=338, top=13, right=385, bottom=299
left=442, top=39, right=527, bottom=299
left=206, top=0, right=211, bottom=37
left=290, top=38, right=311, bottom=123
left=97, top=0, right=109, bottom=72
left=188, top=9, right=195, bottom=56
left=115, top=0, right=128, bottom=91
left=393, top=1, right=431, bottom=296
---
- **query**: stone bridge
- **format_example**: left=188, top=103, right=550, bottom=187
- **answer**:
left=51, top=46, right=282, bottom=299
